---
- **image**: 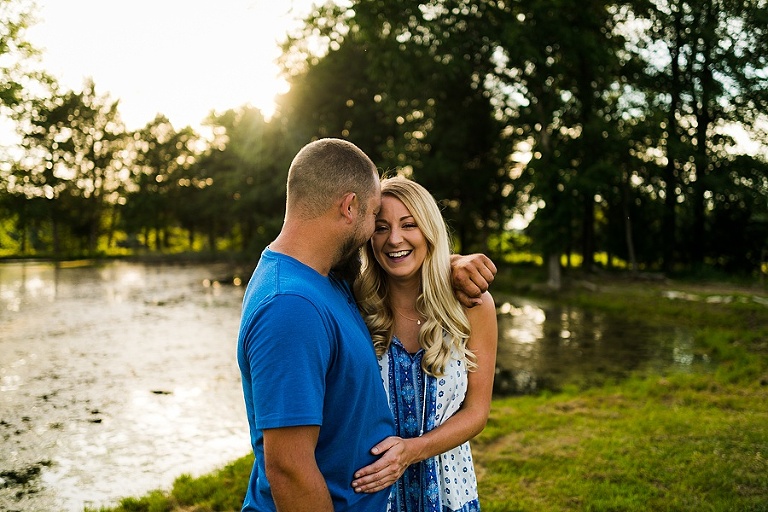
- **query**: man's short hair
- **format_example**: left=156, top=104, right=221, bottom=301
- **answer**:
left=287, top=138, right=379, bottom=219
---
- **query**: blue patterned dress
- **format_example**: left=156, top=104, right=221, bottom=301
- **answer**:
left=378, top=336, right=481, bottom=512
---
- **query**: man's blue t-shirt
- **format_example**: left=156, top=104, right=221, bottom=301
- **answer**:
left=237, top=248, right=395, bottom=511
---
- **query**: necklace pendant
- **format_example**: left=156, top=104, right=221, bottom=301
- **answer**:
left=416, top=320, right=421, bottom=325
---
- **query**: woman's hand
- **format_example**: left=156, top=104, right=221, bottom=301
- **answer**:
left=351, top=436, right=417, bottom=493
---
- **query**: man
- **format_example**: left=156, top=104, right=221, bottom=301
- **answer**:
left=237, top=138, right=495, bottom=511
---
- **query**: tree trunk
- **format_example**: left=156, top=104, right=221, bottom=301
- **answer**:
left=622, top=171, right=637, bottom=273
left=51, top=211, right=60, bottom=257
left=208, top=229, right=216, bottom=252
left=19, top=209, right=27, bottom=254
left=546, top=253, right=562, bottom=290
left=582, top=196, right=595, bottom=273
left=691, top=2, right=715, bottom=267
left=662, top=4, right=683, bottom=273
left=89, top=212, right=100, bottom=255
left=106, top=203, right=118, bottom=249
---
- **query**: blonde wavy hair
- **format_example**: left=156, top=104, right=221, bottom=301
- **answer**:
left=354, top=175, right=476, bottom=377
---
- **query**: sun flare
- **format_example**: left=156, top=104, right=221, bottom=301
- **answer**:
left=24, top=0, right=316, bottom=131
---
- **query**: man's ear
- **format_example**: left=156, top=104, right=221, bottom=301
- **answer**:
left=339, top=192, right=357, bottom=223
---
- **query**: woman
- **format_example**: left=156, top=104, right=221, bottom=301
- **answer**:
left=352, top=176, right=497, bottom=511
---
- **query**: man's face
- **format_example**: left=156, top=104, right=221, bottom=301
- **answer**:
left=331, top=243, right=362, bottom=285
left=331, top=178, right=381, bottom=283
left=358, top=179, right=382, bottom=244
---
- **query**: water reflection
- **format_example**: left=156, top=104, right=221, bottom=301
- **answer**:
left=493, top=294, right=704, bottom=395
left=0, top=260, right=249, bottom=512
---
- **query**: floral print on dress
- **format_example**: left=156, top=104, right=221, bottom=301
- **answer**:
left=379, top=335, right=481, bottom=512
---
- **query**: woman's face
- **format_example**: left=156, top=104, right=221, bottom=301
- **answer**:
left=370, top=194, right=428, bottom=283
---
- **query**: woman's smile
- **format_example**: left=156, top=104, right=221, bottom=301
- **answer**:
left=371, top=195, right=428, bottom=280
left=387, top=249, right=413, bottom=260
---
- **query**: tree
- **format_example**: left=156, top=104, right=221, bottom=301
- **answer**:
left=277, top=4, right=402, bottom=166
left=122, top=115, right=199, bottom=250
left=186, top=106, right=292, bottom=254
left=497, top=0, right=637, bottom=281
left=0, top=0, right=44, bottom=111
left=632, top=0, right=768, bottom=271
left=19, top=79, right=128, bottom=254
left=279, top=0, right=516, bottom=254
left=0, top=0, right=51, bottom=253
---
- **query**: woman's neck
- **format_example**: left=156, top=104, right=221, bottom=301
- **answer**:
left=387, top=279, right=421, bottom=311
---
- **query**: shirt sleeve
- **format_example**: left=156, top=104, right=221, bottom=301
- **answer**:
left=240, top=293, right=332, bottom=430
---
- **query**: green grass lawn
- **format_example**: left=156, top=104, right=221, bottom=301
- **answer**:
left=87, top=271, right=768, bottom=512
left=476, top=376, right=767, bottom=511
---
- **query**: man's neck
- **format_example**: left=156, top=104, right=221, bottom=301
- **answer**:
left=270, top=220, right=339, bottom=276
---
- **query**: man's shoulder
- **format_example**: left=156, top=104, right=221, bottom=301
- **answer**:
left=252, top=255, right=329, bottom=297
left=245, top=253, right=350, bottom=315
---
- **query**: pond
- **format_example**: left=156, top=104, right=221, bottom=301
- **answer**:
left=0, top=260, right=707, bottom=511
left=493, top=295, right=705, bottom=395
left=0, top=260, right=247, bottom=512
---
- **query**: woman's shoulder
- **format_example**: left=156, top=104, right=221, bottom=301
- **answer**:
left=464, top=291, right=497, bottom=352
left=464, top=291, right=495, bottom=317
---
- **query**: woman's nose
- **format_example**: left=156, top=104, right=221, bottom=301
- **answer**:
left=388, top=228, right=403, bottom=245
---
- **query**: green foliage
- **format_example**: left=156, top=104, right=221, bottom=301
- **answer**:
left=190, top=106, right=293, bottom=257
left=628, top=0, right=768, bottom=270
left=0, top=0, right=47, bottom=109
left=9, top=79, right=127, bottom=256
left=168, top=454, right=252, bottom=510
left=487, top=230, right=534, bottom=263
left=120, top=115, right=200, bottom=252
left=504, top=0, right=640, bottom=272
left=278, top=0, right=516, bottom=253
left=2, top=0, right=767, bottom=273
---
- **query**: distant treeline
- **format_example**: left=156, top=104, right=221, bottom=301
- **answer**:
left=1, top=0, right=767, bottom=278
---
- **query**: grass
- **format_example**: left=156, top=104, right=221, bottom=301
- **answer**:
left=85, top=456, right=254, bottom=512
left=86, top=268, right=768, bottom=512
left=475, top=375, right=768, bottom=511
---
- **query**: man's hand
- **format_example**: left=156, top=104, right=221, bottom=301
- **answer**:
left=450, top=254, right=497, bottom=308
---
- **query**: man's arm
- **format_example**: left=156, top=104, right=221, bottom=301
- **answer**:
left=263, top=425, right=333, bottom=512
left=450, top=253, right=497, bottom=307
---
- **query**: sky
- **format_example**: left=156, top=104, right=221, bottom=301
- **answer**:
left=23, top=0, right=318, bottom=132
left=9, top=0, right=763, bottom=156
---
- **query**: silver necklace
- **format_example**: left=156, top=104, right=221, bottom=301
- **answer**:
left=394, top=307, right=423, bottom=325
